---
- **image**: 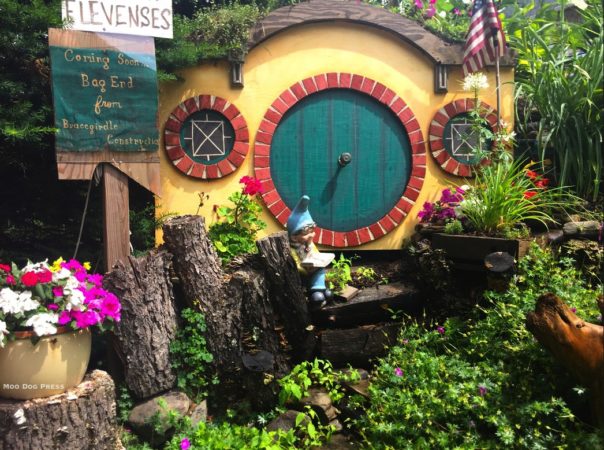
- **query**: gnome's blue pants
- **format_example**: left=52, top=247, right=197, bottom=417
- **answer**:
left=309, top=269, right=327, bottom=292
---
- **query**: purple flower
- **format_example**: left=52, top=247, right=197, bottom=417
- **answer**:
left=426, top=5, right=436, bottom=17
left=453, top=7, right=461, bottom=15
left=478, top=385, right=488, bottom=397
left=570, top=307, right=577, bottom=313
left=414, top=0, right=423, bottom=8
left=52, top=286, right=64, bottom=297
left=394, top=367, right=403, bottom=377
left=180, top=438, right=191, bottom=450
left=436, top=326, right=445, bottom=335
left=47, top=303, right=59, bottom=311
left=58, top=310, right=72, bottom=325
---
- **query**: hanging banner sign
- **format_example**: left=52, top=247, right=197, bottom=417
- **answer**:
left=49, top=28, right=158, bottom=153
left=62, top=0, right=173, bottom=39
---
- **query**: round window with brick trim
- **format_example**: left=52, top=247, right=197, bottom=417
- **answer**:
left=428, top=98, right=498, bottom=178
left=164, top=95, right=249, bottom=179
left=254, top=73, right=426, bottom=248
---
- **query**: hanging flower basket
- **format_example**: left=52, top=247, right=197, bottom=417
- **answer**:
left=0, top=326, right=91, bottom=400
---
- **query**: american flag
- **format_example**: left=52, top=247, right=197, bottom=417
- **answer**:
left=463, top=0, right=507, bottom=76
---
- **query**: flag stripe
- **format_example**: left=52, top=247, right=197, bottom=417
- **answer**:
left=463, top=0, right=507, bottom=76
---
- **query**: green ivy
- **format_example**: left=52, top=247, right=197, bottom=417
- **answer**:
left=169, top=308, right=215, bottom=402
left=356, top=243, right=603, bottom=448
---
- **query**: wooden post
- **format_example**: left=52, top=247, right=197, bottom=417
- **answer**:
left=102, top=164, right=130, bottom=271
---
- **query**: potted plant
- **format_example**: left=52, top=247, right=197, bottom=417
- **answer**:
left=0, top=258, right=121, bottom=399
left=418, top=73, right=581, bottom=268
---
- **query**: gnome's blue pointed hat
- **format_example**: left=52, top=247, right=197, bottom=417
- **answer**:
left=287, top=195, right=315, bottom=236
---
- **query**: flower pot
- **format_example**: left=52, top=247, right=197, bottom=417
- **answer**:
left=431, top=233, right=531, bottom=271
left=0, top=327, right=91, bottom=400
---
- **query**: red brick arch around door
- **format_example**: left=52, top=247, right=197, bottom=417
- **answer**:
left=254, top=73, right=427, bottom=247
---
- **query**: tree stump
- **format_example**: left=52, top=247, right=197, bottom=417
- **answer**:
left=103, top=250, right=178, bottom=399
left=0, top=370, right=119, bottom=450
left=161, top=216, right=292, bottom=410
left=256, top=232, right=315, bottom=360
left=526, top=293, right=604, bottom=428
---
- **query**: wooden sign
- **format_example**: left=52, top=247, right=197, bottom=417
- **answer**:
left=49, top=28, right=160, bottom=195
left=62, top=0, right=173, bottom=39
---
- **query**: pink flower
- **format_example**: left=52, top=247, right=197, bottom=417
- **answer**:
left=429, top=0, right=436, bottom=4
left=47, top=304, right=59, bottom=311
left=426, top=5, right=436, bottom=17
left=180, top=438, right=191, bottom=450
left=101, top=293, right=121, bottom=321
left=72, top=310, right=101, bottom=328
left=87, top=273, right=103, bottom=287
left=21, top=271, right=39, bottom=287
left=394, top=367, right=403, bottom=377
left=0, top=264, right=10, bottom=272
left=58, top=310, right=72, bottom=325
left=437, top=326, right=445, bottom=335
left=453, top=7, right=461, bottom=15
left=53, top=286, right=64, bottom=297
left=414, top=0, right=423, bottom=8
left=570, top=307, right=577, bottom=313
left=6, top=274, right=15, bottom=285
left=478, top=385, right=488, bottom=396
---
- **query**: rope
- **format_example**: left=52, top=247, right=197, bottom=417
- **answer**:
left=72, top=165, right=103, bottom=259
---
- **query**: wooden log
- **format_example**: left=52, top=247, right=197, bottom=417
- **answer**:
left=312, top=282, right=420, bottom=328
left=256, top=232, right=316, bottom=361
left=319, top=323, right=402, bottom=368
left=562, top=221, right=601, bottom=239
left=0, top=370, right=119, bottom=450
left=526, top=293, right=604, bottom=428
left=103, top=250, right=178, bottom=399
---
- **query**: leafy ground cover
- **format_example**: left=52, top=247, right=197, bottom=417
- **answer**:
left=355, top=243, right=603, bottom=448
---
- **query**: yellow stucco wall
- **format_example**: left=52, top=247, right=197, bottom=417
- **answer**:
left=157, top=21, right=514, bottom=250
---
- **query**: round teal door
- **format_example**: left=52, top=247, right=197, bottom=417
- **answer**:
left=255, top=73, right=426, bottom=247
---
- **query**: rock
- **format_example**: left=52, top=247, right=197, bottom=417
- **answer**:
left=189, top=400, right=207, bottom=428
left=300, top=387, right=334, bottom=424
left=563, top=220, right=601, bottom=239
left=324, top=405, right=339, bottom=421
left=545, top=229, right=565, bottom=244
left=128, top=391, right=191, bottom=444
left=312, top=432, right=358, bottom=449
left=329, top=418, right=343, bottom=433
left=266, top=410, right=310, bottom=433
left=343, top=379, right=370, bottom=399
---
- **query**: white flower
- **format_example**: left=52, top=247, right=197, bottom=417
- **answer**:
left=439, top=10, right=446, bottom=18
left=462, top=72, right=489, bottom=92
left=0, top=320, right=7, bottom=348
left=52, top=267, right=72, bottom=281
left=0, top=288, right=40, bottom=315
left=462, top=0, right=471, bottom=4
left=25, top=313, right=58, bottom=337
left=66, top=289, right=85, bottom=311
left=21, top=260, right=50, bottom=273
left=13, top=408, right=26, bottom=425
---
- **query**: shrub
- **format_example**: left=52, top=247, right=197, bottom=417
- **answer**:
left=325, top=254, right=354, bottom=295
left=356, top=243, right=603, bottom=448
left=207, top=176, right=266, bottom=264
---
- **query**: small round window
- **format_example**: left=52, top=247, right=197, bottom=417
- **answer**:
left=180, top=110, right=235, bottom=165
left=428, top=99, right=498, bottom=177
left=164, top=95, right=249, bottom=179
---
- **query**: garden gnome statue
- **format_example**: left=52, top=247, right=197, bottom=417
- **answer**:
left=287, top=195, right=335, bottom=307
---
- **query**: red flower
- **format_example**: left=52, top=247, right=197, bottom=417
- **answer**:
left=526, top=170, right=538, bottom=180
left=240, top=176, right=263, bottom=196
left=534, top=178, right=549, bottom=189
left=37, top=269, right=53, bottom=283
left=21, top=271, right=39, bottom=287
left=524, top=191, right=537, bottom=200
left=0, top=264, right=10, bottom=272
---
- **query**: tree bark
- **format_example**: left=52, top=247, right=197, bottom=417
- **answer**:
left=256, top=232, right=315, bottom=361
left=162, top=215, right=238, bottom=375
left=103, top=250, right=178, bottom=399
left=526, top=293, right=604, bottom=429
left=0, top=370, right=119, bottom=450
